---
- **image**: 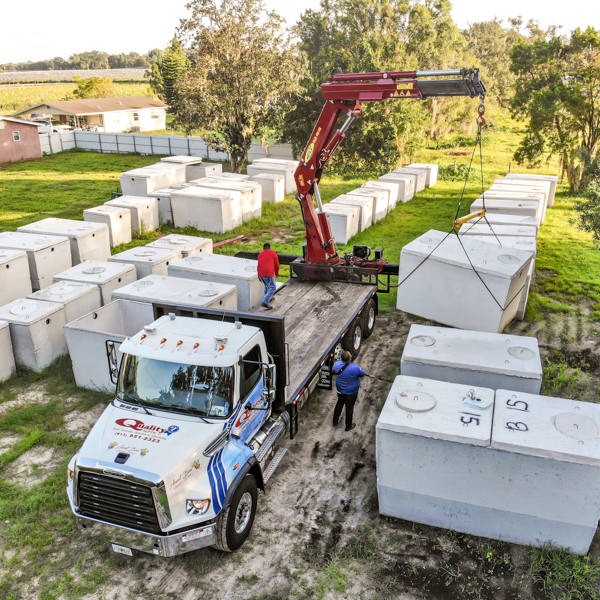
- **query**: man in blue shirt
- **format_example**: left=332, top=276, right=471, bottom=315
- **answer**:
left=332, top=350, right=365, bottom=432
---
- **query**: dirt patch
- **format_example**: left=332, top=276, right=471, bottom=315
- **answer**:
left=0, top=384, right=50, bottom=415
left=5, top=447, right=60, bottom=489
left=64, top=404, right=106, bottom=439
left=0, top=434, right=21, bottom=454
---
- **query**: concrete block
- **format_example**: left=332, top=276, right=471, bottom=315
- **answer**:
left=105, top=196, right=160, bottom=233
left=249, top=173, right=285, bottom=203
left=161, top=155, right=203, bottom=165
left=185, top=163, right=223, bottom=180
left=0, top=232, right=71, bottom=291
left=330, top=195, right=373, bottom=232
left=347, top=188, right=389, bottom=220
left=247, top=163, right=296, bottom=194
left=189, top=178, right=261, bottom=222
left=169, top=188, right=242, bottom=232
left=361, top=181, right=400, bottom=209
left=470, top=198, right=540, bottom=219
left=0, top=298, right=67, bottom=371
left=505, top=174, right=558, bottom=207
left=168, top=254, right=262, bottom=311
left=18, top=218, right=111, bottom=264
left=396, top=230, right=534, bottom=333
left=401, top=324, right=542, bottom=393
left=28, top=281, right=101, bottom=324
left=120, top=164, right=185, bottom=195
left=458, top=222, right=537, bottom=238
left=147, top=234, right=213, bottom=258
left=83, top=206, right=132, bottom=248
left=148, top=189, right=174, bottom=225
left=489, top=184, right=549, bottom=221
left=112, top=274, right=238, bottom=311
left=392, top=168, right=427, bottom=192
left=0, top=321, right=15, bottom=381
left=378, top=173, right=416, bottom=201
left=0, top=249, right=32, bottom=305
left=408, top=163, right=438, bottom=187
left=480, top=190, right=546, bottom=221
left=64, top=300, right=155, bottom=391
left=108, top=247, right=182, bottom=279
left=322, top=204, right=360, bottom=244
left=53, top=260, right=137, bottom=305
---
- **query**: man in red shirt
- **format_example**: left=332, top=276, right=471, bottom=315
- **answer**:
left=257, top=242, right=279, bottom=309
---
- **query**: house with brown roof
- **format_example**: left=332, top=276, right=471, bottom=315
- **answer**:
left=12, top=97, right=168, bottom=133
left=0, top=117, right=43, bottom=163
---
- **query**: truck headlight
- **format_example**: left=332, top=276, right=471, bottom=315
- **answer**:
left=186, top=499, right=210, bottom=515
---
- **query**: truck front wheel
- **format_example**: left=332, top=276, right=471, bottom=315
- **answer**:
left=213, top=474, right=258, bottom=552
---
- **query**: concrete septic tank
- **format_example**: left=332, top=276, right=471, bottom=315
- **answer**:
left=167, top=254, right=262, bottom=311
left=0, top=321, right=15, bottom=381
left=392, top=168, right=427, bottom=192
left=0, top=298, right=67, bottom=371
left=401, top=324, right=542, bottom=394
left=112, top=274, right=238, bottom=311
left=120, top=164, right=186, bottom=196
left=489, top=184, right=549, bottom=221
left=64, top=300, right=155, bottom=392
left=169, top=188, right=242, bottom=232
left=184, top=162, right=223, bottom=180
left=247, top=163, right=296, bottom=195
left=0, top=249, right=32, bottom=305
left=473, top=213, right=541, bottom=233
left=148, top=189, right=174, bottom=225
left=18, top=218, right=111, bottom=264
left=322, top=204, right=360, bottom=244
left=396, top=230, right=534, bottom=333
left=347, top=188, right=390, bottom=220
left=408, top=163, right=438, bottom=187
left=249, top=173, right=285, bottom=203
left=490, top=390, right=600, bottom=554
left=105, top=196, right=160, bottom=233
left=479, top=190, right=546, bottom=222
left=458, top=222, right=538, bottom=238
left=190, top=178, right=262, bottom=222
left=378, top=173, right=416, bottom=202
left=160, top=155, right=205, bottom=181
left=147, top=234, right=213, bottom=258
left=83, top=206, right=132, bottom=248
left=53, top=260, right=137, bottom=306
left=108, top=247, right=182, bottom=279
left=0, top=232, right=71, bottom=291
left=470, top=198, right=540, bottom=219
left=28, top=281, right=101, bottom=324
left=361, top=181, right=400, bottom=209
left=330, top=195, right=373, bottom=232
left=505, top=173, right=558, bottom=207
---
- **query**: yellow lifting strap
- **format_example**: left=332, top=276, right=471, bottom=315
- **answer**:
left=453, top=209, right=485, bottom=229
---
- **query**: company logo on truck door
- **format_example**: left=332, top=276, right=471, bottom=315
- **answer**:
left=113, top=419, right=179, bottom=443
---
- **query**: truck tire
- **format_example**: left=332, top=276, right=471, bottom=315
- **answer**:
left=362, top=299, right=376, bottom=339
left=343, top=318, right=363, bottom=357
left=213, top=474, right=258, bottom=552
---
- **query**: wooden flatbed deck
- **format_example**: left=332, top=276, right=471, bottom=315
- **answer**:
left=251, top=280, right=376, bottom=403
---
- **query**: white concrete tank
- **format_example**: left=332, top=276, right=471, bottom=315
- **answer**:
left=490, top=183, right=549, bottom=220
left=505, top=173, right=558, bottom=207
left=469, top=198, right=540, bottom=219
left=105, top=196, right=160, bottom=233
left=408, top=163, right=438, bottom=187
left=120, top=164, right=185, bottom=196
left=146, top=234, right=213, bottom=257
left=479, top=190, right=546, bottom=222
left=108, top=247, right=182, bottom=279
left=0, top=249, right=32, bottom=305
left=28, top=281, right=101, bottom=324
left=160, top=155, right=204, bottom=181
left=458, top=222, right=537, bottom=238
left=330, top=195, right=373, bottom=231
left=112, top=274, right=238, bottom=311
left=361, top=181, right=400, bottom=209
left=64, top=300, right=156, bottom=391
left=396, top=230, right=534, bottom=332
left=185, top=162, right=223, bottom=180
left=249, top=173, right=285, bottom=203
left=83, top=205, right=132, bottom=247
left=0, top=232, right=71, bottom=291
left=322, top=204, right=360, bottom=244
left=18, top=218, right=111, bottom=264
left=168, top=254, right=262, bottom=310
left=148, top=189, right=174, bottom=225
left=0, top=298, right=67, bottom=371
left=53, top=261, right=137, bottom=305
left=190, top=178, right=261, bottom=222
left=169, top=188, right=242, bottom=232
left=0, top=321, right=15, bottom=381
left=247, top=163, right=296, bottom=194
left=392, top=168, right=427, bottom=192
left=378, top=173, right=416, bottom=201
left=347, top=188, right=389, bottom=220
left=401, top=324, right=542, bottom=393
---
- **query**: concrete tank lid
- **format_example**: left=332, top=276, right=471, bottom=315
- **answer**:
left=110, top=247, right=179, bottom=263
left=458, top=223, right=537, bottom=237
left=403, top=229, right=533, bottom=278
left=191, top=177, right=258, bottom=191
left=392, top=167, right=427, bottom=175
left=376, top=375, right=494, bottom=446
left=115, top=274, right=235, bottom=299
left=470, top=198, right=539, bottom=211
left=490, top=184, right=550, bottom=195
left=361, top=181, right=399, bottom=189
left=171, top=254, right=258, bottom=280
left=0, top=231, right=69, bottom=249
left=323, top=204, right=360, bottom=215
left=495, top=176, right=553, bottom=186
left=148, top=189, right=172, bottom=197
left=483, top=214, right=540, bottom=226
left=18, top=218, right=108, bottom=236
left=0, top=298, right=63, bottom=322
left=55, top=260, right=134, bottom=282
left=147, top=234, right=212, bottom=249
left=492, top=390, right=600, bottom=466
left=379, top=173, right=415, bottom=182
left=346, top=189, right=387, bottom=198
left=331, top=195, right=373, bottom=206
left=168, top=187, right=232, bottom=201
left=160, top=155, right=203, bottom=165
left=461, top=235, right=538, bottom=254
left=402, top=324, right=542, bottom=378
left=248, top=173, right=285, bottom=180
left=107, top=196, right=155, bottom=206
left=85, top=206, right=124, bottom=214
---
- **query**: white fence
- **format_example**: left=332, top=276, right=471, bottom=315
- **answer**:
left=39, top=131, right=296, bottom=162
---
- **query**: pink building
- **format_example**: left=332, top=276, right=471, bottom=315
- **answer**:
left=0, top=117, right=43, bottom=163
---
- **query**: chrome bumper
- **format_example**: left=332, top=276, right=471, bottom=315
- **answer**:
left=68, top=488, right=215, bottom=557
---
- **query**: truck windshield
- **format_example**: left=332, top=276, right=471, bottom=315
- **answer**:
left=117, top=355, right=235, bottom=418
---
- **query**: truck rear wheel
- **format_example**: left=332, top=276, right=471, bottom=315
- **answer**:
left=343, top=318, right=363, bottom=357
left=213, top=474, right=258, bottom=552
left=362, top=299, right=376, bottom=339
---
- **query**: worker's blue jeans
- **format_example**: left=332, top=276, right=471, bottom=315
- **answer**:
left=259, top=276, right=276, bottom=306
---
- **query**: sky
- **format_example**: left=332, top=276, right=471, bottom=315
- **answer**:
left=1, top=0, right=599, bottom=65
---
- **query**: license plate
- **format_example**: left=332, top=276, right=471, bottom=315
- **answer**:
left=112, top=543, right=133, bottom=556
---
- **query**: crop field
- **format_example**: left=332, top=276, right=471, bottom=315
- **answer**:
left=1, top=114, right=600, bottom=599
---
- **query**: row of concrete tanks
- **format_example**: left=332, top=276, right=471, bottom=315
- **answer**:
left=322, top=164, right=439, bottom=244
left=396, top=172, right=559, bottom=332
left=377, top=323, right=597, bottom=555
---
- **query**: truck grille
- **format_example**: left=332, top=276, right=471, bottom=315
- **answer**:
left=78, top=472, right=161, bottom=534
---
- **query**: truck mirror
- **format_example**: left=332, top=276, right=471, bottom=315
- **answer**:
left=106, top=340, right=119, bottom=385
left=264, top=364, right=276, bottom=403
left=244, top=399, right=253, bottom=411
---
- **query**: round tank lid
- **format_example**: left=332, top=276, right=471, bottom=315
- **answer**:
left=554, top=412, right=598, bottom=441
left=133, top=280, right=155, bottom=288
left=167, top=238, right=189, bottom=245
left=497, top=254, right=520, bottom=264
left=96, top=207, right=112, bottom=212
left=410, top=335, right=436, bottom=347
left=395, top=390, right=436, bottom=412
left=508, top=346, right=535, bottom=360
left=419, top=235, right=442, bottom=246
left=244, top=266, right=257, bottom=272
left=10, top=300, right=39, bottom=316
left=134, top=250, right=157, bottom=258
left=187, top=256, right=204, bottom=262
left=198, top=290, right=219, bottom=297
left=49, top=284, right=78, bottom=296
left=82, top=266, right=106, bottom=275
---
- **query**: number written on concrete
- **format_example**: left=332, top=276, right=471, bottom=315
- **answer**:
left=459, top=412, right=480, bottom=426
left=506, top=421, right=528, bottom=432
left=506, top=399, right=529, bottom=412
